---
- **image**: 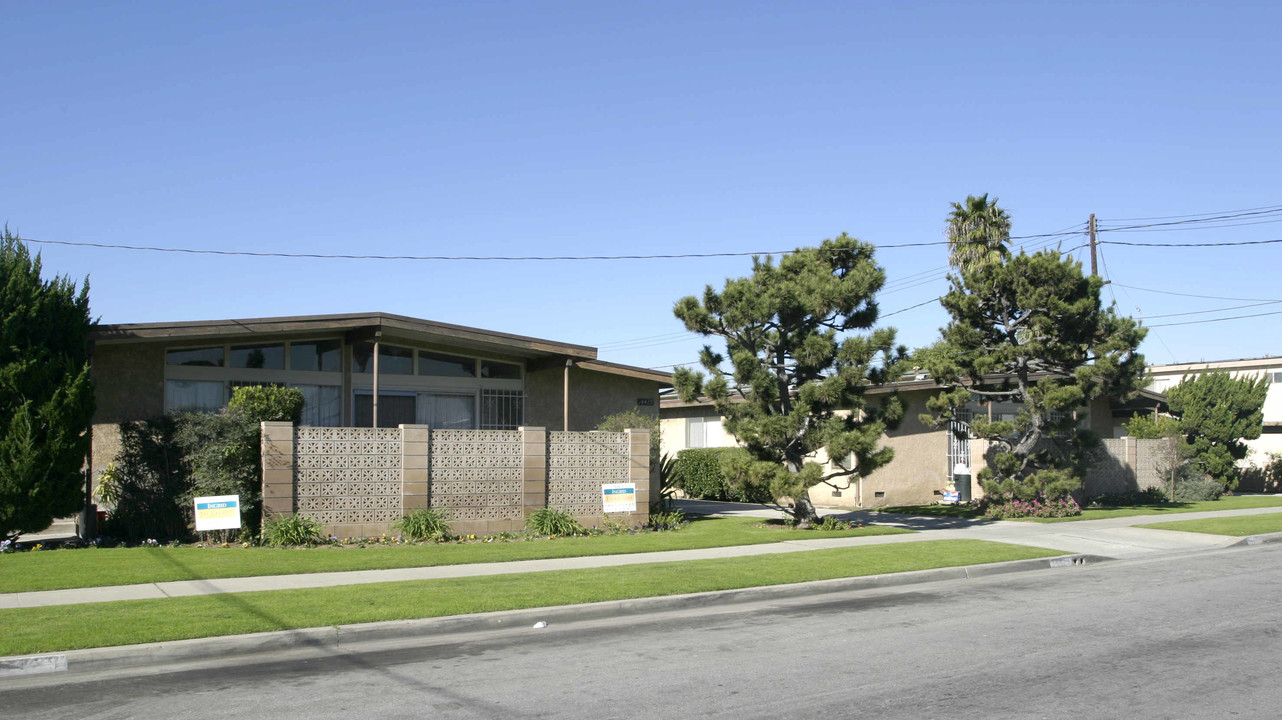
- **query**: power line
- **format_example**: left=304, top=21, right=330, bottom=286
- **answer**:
left=1101, top=203, right=1282, bottom=222
left=17, top=235, right=948, bottom=262
left=1101, top=237, right=1282, bottom=248
left=1110, top=283, right=1281, bottom=303
left=1146, top=308, right=1282, bottom=328
left=1138, top=300, right=1282, bottom=320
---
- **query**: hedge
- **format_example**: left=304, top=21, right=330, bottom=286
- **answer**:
left=672, top=447, right=772, bottom=504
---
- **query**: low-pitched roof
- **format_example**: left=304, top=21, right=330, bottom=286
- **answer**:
left=92, top=312, right=596, bottom=359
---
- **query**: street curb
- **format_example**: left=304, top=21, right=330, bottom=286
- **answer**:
left=1229, top=531, right=1282, bottom=547
left=0, top=552, right=1107, bottom=679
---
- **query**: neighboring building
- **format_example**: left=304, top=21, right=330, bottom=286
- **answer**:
left=660, top=377, right=1165, bottom=509
left=89, top=312, right=672, bottom=482
left=1146, top=357, right=1282, bottom=466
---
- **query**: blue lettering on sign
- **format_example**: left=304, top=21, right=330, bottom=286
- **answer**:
left=603, top=488, right=632, bottom=495
left=197, top=501, right=237, bottom=510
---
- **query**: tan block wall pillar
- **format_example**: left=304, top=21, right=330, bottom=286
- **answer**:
left=260, top=421, right=296, bottom=529
left=521, top=426, right=547, bottom=519
left=401, top=424, right=431, bottom=513
left=626, top=428, right=651, bottom=524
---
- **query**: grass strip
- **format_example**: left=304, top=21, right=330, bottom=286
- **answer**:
left=0, top=517, right=910, bottom=594
left=0, top=539, right=1062, bottom=656
left=879, top=496, right=1282, bottom=523
left=1138, top=513, right=1282, bottom=537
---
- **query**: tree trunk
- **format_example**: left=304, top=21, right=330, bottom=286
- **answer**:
left=792, top=492, right=820, bottom=528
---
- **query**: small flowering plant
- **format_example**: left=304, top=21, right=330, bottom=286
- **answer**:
left=984, top=496, right=1081, bottom=519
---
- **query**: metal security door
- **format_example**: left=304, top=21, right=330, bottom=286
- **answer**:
left=948, top=409, right=973, bottom=502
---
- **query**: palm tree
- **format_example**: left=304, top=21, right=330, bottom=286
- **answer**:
left=945, top=193, right=1011, bottom=272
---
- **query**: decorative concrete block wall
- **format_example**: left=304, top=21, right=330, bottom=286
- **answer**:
left=1084, top=437, right=1168, bottom=497
left=261, top=423, right=650, bottom=538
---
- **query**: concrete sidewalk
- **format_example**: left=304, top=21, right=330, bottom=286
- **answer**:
left=3, top=502, right=1280, bottom=610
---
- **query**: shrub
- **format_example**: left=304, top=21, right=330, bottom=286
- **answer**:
left=813, top=515, right=853, bottom=531
left=1173, top=477, right=1223, bottom=502
left=671, top=447, right=772, bottom=503
left=525, top=507, right=585, bottom=536
left=1089, top=487, right=1169, bottom=507
left=647, top=509, right=687, bottom=531
left=262, top=513, right=324, bottom=546
left=395, top=508, right=453, bottom=540
left=983, top=496, right=1081, bottom=519
left=227, top=385, right=305, bottom=425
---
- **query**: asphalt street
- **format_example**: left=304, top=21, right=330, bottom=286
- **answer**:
left=4, top=542, right=1280, bottom=719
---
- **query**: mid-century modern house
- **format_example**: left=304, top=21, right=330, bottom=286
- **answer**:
left=89, top=312, right=673, bottom=482
left=660, top=376, right=1167, bottom=509
left=1146, top=356, right=1282, bottom=466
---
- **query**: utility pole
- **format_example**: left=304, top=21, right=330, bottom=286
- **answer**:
left=1088, top=213, right=1098, bottom=276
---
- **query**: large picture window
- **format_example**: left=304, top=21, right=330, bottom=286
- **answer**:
left=230, top=344, right=284, bottom=370
left=353, top=342, right=413, bottom=375
left=417, top=392, right=476, bottom=429
left=165, top=379, right=225, bottom=413
left=353, top=392, right=416, bottom=428
left=289, top=340, right=341, bottom=372
left=166, top=347, right=224, bottom=367
left=293, top=384, right=342, bottom=427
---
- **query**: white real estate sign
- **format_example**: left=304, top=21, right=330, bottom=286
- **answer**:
left=601, top=483, right=637, bottom=513
left=194, top=494, right=242, bottom=531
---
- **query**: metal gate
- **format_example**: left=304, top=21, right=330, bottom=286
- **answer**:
left=948, top=409, right=973, bottom=501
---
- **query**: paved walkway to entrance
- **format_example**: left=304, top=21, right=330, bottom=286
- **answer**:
left=4, top=501, right=1279, bottom=610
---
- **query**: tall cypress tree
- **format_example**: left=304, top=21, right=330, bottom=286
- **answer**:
left=0, top=228, right=95, bottom=540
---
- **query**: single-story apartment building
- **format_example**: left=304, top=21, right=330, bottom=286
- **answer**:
left=89, top=312, right=672, bottom=484
left=660, top=376, right=1166, bottom=509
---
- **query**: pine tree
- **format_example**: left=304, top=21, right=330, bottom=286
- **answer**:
left=0, top=229, right=95, bottom=540
left=673, top=234, right=905, bottom=527
left=922, top=201, right=1146, bottom=503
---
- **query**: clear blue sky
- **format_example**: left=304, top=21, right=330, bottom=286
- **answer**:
left=5, top=1, right=1279, bottom=371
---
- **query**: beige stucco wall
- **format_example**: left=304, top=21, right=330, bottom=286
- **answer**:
left=525, top=365, right=662, bottom=431
left=90, top=342, right=166, bottom=483
left=809, top=390, right=951, bottom=509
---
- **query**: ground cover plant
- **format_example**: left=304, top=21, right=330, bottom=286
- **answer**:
left=1138, top=513, right=1282, bottom=537
left=0, top=516, right=912, bottom=593
left=0, top=539, right=1063, bottom=656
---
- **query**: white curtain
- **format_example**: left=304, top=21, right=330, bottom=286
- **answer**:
left=417, top=393, right=475, bottom=429
left=293, top=385, right=342, bottom=427
left=165, top=380, right=225, bottom=413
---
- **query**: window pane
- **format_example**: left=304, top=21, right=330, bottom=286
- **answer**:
left=479, top=359, right=521, bottom=380
left=686, top=417, right=706, bottom=448
left=165, top=380, right=226, bottom=413
left=418, top=350, right=476, bottom=377
left=290, top=340, right=342, bottom=372
left=166, top=347, right=224, bottom=367
left=229, top=344, right=284, bottom=370
left=417, top=393, right=476, bottom=429
left=292, top=384, right=342, bottom=426
left=353, top=342, right=413, bottom=374
left=353, top=393, right=416, bottom=428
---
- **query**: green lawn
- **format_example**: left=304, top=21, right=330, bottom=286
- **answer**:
left=0, top=539, right=1063, bottom=656
left=0, top=517, right=911, bottom=593
left=878, top=495, right=1282, bottom=523
left=1139, top=513, right=1282, bottom=537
